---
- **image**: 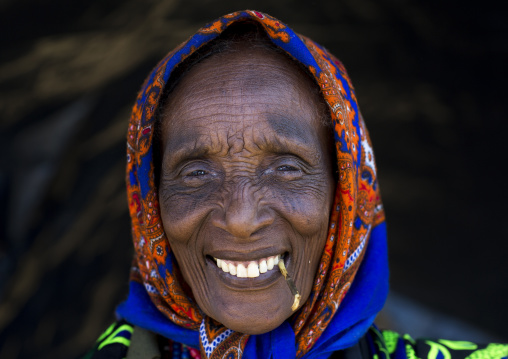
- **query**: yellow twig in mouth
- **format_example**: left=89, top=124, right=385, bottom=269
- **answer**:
left=278, top=260, right=301, bottom=311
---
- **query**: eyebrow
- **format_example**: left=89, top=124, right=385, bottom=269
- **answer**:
left=163, top=114, right=320, bottom=167
left=164, top=132, right=212, bottom=168
left=266, top=114, right=313, bottom=146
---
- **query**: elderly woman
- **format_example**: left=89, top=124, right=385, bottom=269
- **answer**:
left=83, top=10, right=507, bottom=359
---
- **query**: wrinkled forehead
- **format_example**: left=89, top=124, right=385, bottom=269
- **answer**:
left=161, top=44, right=328, bottom=130
left=161, top=45, right=330, bottom=151
left=146, top=21, right=340, bottom=186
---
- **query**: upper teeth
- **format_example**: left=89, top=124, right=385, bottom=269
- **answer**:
left=214, top=255, right=281, bottom=278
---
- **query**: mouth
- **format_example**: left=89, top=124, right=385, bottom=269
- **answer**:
left=206, top=252, right=290, bottom=289
left=213, top=254, right=283, bottom=278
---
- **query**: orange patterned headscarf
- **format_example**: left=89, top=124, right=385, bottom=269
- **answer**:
left=121, top=10, right=386, bottom=359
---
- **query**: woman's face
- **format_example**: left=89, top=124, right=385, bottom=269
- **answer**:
left=159, top=46, right=335, bottom=334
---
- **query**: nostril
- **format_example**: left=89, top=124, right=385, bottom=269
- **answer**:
left=211, top=183, right=275, bottom=239
left=215, top=204, right=274, bottom=240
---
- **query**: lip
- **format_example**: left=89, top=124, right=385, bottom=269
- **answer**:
left=205, top=252, right=291, bottom=290
left=207, top=246, right=289, bottom=262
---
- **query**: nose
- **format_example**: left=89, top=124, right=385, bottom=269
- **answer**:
left=213, top=182, right=273, bottom=240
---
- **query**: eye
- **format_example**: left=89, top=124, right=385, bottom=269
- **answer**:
left=179, top=162, right=217, bottom=186
left=180, top=167, right=216, bottom=188
left=273, top=161, right=303, bottom=180
left=261, top=156, right=307, bottom=181
left=188, top=169, right=207, bottom=177
left=276, top=165, right=299, bottom=172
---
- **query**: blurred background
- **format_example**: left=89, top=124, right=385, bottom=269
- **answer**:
left=0, top=0, right=507, bottom=358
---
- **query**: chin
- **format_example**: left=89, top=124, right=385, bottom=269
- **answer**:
left=214, top=306, right=290, bottom=335
left=201, top=283, right=295, bottom=334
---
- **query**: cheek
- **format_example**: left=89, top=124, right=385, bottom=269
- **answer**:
left=159, top=184, right=219, bottom=242
left=159, top=189, right=215, bottom=306
left=274, top=179, right=334, bottom=236
left=281, top=177, right=335, bottom=296
left=168, top=240, right=215, bottom=313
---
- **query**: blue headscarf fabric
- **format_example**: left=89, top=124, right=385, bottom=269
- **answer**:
left=118, top=10, right=388, bottom=359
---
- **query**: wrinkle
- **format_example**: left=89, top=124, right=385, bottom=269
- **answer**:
left=156, top=42, right=336, bottom=337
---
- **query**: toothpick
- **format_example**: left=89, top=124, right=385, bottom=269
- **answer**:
left=278, top=260, right=301, bottom=311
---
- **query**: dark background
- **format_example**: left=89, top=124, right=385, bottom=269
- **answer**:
left=0, top=0, right=507, bottom=358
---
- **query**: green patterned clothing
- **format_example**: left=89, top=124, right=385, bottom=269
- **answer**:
left=82, top=322, right=508, bottom=359
left=334, top=327, right=508, bottom=359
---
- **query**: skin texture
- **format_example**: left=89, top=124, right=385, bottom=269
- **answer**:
left=159, top=45, right=335, bottom=334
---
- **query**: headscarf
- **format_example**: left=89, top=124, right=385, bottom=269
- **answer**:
left=117, top=10, right=388, bottom=359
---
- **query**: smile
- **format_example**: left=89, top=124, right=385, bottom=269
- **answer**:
left=214, top=254, right=282, bottom=278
